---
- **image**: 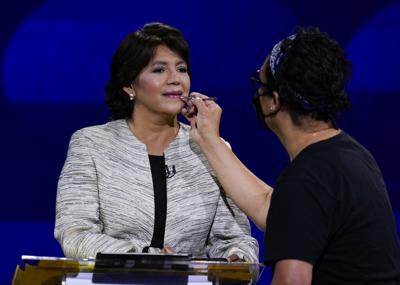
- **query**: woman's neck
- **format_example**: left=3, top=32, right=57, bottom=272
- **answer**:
left=128, top=114, right=179, bottom=156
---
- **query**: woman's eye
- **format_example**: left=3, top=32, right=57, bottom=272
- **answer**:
left=177, top=66, right=188, bottom=73
left=152, top=67, right=165, bottom=73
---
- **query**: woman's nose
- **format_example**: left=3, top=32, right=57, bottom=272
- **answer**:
left=167, top=70, right=180, bottom=85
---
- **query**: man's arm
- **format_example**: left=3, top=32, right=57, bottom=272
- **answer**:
left=183, top=94, right=273, bottom=230
left=271, top=259, right=313, bottom=285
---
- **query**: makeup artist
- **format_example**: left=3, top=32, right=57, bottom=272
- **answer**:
left=54, top=22, right=258, bottom=262
left=184, top=27, right=400, bottom=284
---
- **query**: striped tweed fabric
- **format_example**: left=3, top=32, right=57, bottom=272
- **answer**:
left=55, top=119, right=259, bottom=262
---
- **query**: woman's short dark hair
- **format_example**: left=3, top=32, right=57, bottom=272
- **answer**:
left=264, top=27, right=352, bottom=126
left=105, top=22, right=190, bottom=120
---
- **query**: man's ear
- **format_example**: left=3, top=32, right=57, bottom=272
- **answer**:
left=272, top=91, right=281, bottom=110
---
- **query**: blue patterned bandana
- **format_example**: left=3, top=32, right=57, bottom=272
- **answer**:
left=269, top=34, right=296, bottom=78
left=269, top=34, right=316, bottom=111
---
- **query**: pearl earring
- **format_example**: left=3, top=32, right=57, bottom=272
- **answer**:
left=129, top=93, right=135, bottom=101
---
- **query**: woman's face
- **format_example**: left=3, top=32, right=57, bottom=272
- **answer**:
left=130, top=45, right=190, bottom=119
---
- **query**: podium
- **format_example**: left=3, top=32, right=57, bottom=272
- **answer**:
left=11, top=254, right=261, bottom=285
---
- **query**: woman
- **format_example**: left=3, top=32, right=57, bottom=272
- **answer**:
left=54, top=22, right=258, bottom=262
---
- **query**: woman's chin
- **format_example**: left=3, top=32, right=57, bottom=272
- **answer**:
left=162, top=102, right=185, bottom=115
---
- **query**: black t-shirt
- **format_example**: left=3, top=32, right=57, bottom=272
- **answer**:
left=264, top=131, right=400, bottom=284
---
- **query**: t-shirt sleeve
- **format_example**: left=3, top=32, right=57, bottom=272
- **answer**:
left=263, top=178, right=337, bottom=266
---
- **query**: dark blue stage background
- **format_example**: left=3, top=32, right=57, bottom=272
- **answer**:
left=1, top=0, right=399, bottom=284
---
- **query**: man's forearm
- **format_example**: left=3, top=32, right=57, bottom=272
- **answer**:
left=198, top=137, right=272, bottom=231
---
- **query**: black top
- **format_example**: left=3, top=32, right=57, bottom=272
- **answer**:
left=146, top=155, right=167, bottom=250
left=264, top=131, right=400, bottom=284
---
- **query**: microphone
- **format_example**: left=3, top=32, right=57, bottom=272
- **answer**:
left=165, top=165, right=176, bottom=179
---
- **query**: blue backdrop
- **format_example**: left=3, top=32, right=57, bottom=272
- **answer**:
left=1, top=0, right=399, bottom=284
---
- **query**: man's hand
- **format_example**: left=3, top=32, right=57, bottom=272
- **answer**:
left=181, top=92, right=222, bottom=147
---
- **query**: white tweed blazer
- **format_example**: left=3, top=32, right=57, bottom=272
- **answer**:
left=55, top=119, right=259, bottom=262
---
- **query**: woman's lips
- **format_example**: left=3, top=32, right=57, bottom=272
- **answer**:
left=163, top=91, right=183, bottom=99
